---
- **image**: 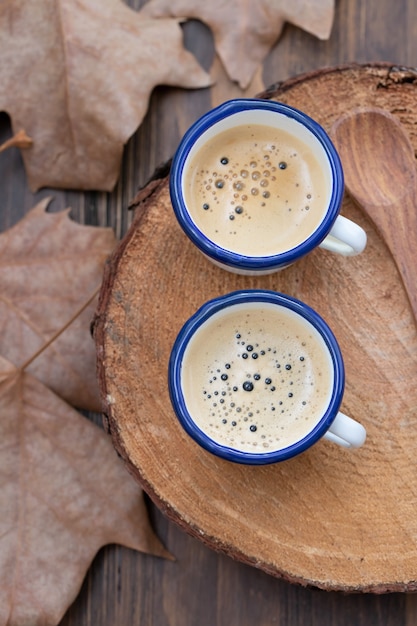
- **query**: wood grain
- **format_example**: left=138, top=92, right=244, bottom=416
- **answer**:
left=94, top=64, right=417, bottom=592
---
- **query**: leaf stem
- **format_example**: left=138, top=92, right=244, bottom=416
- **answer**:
left=0, top=129, right=33, bottom=153
left=20, top=285, right=101, bottom=372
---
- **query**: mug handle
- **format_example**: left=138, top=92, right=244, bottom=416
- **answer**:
left=323, top=411, right=367, bottom=448
left=319, top=215, right=367, bottom=256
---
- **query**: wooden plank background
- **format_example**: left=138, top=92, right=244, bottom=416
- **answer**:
left=1, top=0, right=416, bottom=624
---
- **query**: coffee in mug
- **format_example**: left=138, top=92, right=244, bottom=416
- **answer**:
left=169, top=290, right=366, bottom=464
left=170, top=99, right=367, bottom=275
left=184, top=123, right=329, bottom=257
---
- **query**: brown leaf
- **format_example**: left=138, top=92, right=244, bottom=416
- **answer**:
left=0, top=356, right=172, bottom=626
left=141, top=0, right=335, bottom=88
left=0, top=198, right=116, bottom=412
left=0, top=1, right=211, bottom=191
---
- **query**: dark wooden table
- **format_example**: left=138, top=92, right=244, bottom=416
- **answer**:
left=1, top=1, right=417, bottom=624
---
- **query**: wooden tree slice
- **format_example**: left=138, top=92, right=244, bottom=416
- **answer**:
left=93, top=64, right=417, bottom=592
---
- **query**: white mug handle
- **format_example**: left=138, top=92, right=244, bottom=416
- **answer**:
left=319, top=215, right=367, bottom=256
left=323, top=411, right=366, bottom=448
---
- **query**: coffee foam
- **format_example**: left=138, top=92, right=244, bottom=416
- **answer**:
left=183, top=123, right=330, bottom=256
left=181, top=302, right=334, bottom=453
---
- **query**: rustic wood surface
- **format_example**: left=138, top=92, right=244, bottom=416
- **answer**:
left=2, top=0, right=417, bottom=624
left=94, top=63, right=417, bottom=593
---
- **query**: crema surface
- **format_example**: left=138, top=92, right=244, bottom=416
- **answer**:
left=181, top=303, right=333, bottom=453
left=184, top=124, right=329, bottom=256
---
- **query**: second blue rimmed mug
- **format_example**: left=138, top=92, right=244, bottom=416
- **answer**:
left=168, top=290, right=366, bottom=465
left=170, top=99, right=367, bottom=275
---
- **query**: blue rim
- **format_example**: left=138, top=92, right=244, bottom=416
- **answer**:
left=168, top=290, right=345, bottom=464
left=169, top=99, right=344, bottom=272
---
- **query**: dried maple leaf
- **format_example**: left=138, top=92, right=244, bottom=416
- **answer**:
left=0, top=0, right=211, bottom=191
left=0, top=198, right=116, bottom=412
left=141, top=0, right=335, bottom=88
left=0, top=355, right=172, bottom=626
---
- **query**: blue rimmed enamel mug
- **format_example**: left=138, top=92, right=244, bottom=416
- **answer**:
left=170, top=99, right=367, bottom=275
left=168, top=290, right=366, bottom=465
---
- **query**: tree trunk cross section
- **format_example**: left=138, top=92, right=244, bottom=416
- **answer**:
left=93, top=64, right=417, bottom=592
